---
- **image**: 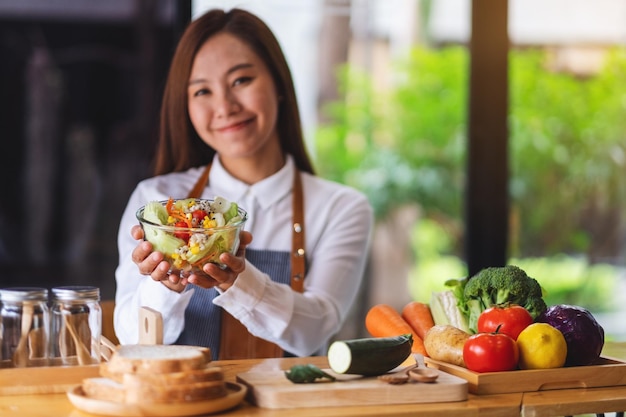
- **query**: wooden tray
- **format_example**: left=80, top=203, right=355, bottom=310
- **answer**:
left=236, top=367, right=468, bottom=409
left=0, top=364, right=101, bottom=395
left=424, top=356, right=626, bottom=395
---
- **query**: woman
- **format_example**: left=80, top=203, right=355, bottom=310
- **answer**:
left=114, top=8, right=373, bottom=359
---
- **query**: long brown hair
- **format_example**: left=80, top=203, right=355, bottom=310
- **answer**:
left=154, top=8, right=314, bottom=176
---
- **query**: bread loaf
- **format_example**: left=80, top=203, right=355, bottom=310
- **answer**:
left=83, top=344, right=227, bottom=405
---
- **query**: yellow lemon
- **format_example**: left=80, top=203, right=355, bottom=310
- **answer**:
left=516, top=322, right=567, bottom=369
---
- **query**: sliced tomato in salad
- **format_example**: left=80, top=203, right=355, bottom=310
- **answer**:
left=191, top=209, right=208, bottom=226
left=173, top=220, right=191, bottom=242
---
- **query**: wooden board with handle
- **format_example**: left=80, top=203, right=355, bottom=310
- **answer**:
left=236, top=367, right=468, bottom=409
left=424, top=356, right=626, bottom=395
left=0, top=364, right=101, bottom=395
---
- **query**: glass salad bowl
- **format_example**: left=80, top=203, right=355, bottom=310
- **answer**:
left=136, top=197, right=247, bottom=277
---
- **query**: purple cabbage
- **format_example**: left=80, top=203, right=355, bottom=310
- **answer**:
left=536, top=304, right=605, bottom=366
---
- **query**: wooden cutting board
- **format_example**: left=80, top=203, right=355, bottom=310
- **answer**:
left=0, top=364, right=101, bottom=395
left=236, top=367, right=468, bottom=409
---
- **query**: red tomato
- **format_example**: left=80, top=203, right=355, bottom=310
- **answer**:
left=477, top=304, right=533, bottom=340
left=463, top=332, right=519, bottom=373
left=173, top=220, right=190, bottom=241
left=191, top=209, right=208, bottom=226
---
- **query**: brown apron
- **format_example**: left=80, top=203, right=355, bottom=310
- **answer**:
left=187, top=163, right=305, bottom=359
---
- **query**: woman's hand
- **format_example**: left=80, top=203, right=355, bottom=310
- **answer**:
left=187, top=230, right=253, bottom=291
left=130, top=225, right=187, bottom=293
left=131, top=226, right=253, bottom=293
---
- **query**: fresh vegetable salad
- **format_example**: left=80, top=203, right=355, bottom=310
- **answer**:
left=136, top=197, right=247, bottom=276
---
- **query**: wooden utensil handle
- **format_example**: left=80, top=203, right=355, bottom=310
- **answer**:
left=138, top=306, right=163, bottom=345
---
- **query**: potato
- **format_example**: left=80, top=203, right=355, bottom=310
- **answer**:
left=423, top=324, right=471, bottom=367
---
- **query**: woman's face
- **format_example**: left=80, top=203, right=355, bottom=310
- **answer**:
left=187, top=32, right=281, bottom=163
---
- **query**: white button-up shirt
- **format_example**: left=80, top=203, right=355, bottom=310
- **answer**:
left=114, top=155, right=373, bottom=356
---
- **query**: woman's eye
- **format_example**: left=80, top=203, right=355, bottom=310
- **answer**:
left=192, top=88, right=210, bottom=97
left=233, top=76, right=252, bottom=87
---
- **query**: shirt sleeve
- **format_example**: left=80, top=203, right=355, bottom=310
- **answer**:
left=113, top=183, right=195, bottom=345
left=213, top=187, right=374, bottom=356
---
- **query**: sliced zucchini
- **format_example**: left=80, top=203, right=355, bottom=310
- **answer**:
left=327, top=334, right=413, bottom=376
left=284, top=364, right=336, bottom=383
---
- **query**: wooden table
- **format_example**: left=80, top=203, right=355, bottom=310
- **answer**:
left=521, top=386, right=626, bottom=417
left=0, top=343, right=624, bottom=417
left=0, top=356, right=521, bottom=417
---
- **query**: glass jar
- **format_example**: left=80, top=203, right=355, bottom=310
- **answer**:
left=0, top=287, right=49, bottom=368
left=49, top=286, right=101, bottom=366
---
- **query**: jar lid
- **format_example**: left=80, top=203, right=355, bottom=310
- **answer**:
left=0, top=287, right=49, bottom=302
left=51, top=285, right=100, bottom=301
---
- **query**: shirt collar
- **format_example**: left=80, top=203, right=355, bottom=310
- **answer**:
left=209, top=155, right=295, bottom=210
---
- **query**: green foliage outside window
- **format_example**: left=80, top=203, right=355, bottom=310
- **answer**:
left=315, top=46, right=626, bottom=262
left=315, top=47, right=467, bottom=225
left=314, top=46, right=626, bottom=316
left=510, top=48, right=626, bottom=260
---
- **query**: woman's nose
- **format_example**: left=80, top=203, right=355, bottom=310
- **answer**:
left=214, top=90, right=240, bottom=117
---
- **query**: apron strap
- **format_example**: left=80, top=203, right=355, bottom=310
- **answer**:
left=291, top=169, right=305, bottom=292
left=187, top=163, right=305, bottom=359
left=187, top=163, right=212, bottom=200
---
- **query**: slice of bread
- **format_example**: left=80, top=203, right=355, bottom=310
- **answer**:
left=104, top=344, right=211, bottom=377
left=120, top=365, right=224, bottom=386
left=82, top=377, right=125, bottom=403
left=124, top=379, right=227, bottom=404
left=82, top=376, right=227, bottom=404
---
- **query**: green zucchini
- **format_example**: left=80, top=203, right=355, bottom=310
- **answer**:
left=327, top=334, right=413, bottom=376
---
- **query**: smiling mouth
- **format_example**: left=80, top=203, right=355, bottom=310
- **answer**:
left=215, top=118, right=253, bottom=133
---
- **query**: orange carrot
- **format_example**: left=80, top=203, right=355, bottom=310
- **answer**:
left=365, top=304, right=427, bottom=356
left=401, top=301, right=435, bottom=340
left=165, top=199, right=193, bottom=227
left=165, top=197, right=174, bottom=212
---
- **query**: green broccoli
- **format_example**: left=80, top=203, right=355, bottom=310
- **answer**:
left=462, top=265, right=547, bottom=333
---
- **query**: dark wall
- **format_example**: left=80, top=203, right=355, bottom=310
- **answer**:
left=0, top=2, right=190, bottom=299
